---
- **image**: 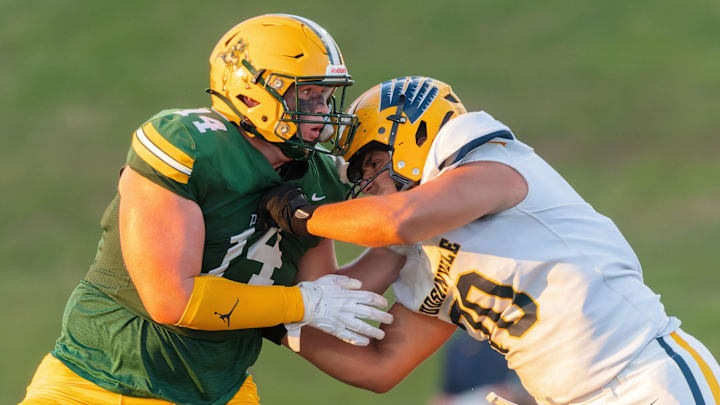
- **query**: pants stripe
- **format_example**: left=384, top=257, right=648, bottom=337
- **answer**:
left=670, top=332, right=720, bottom=404
left=658, top=335, right=705, bottom=405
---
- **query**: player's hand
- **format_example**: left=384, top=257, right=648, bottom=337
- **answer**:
left=257, top=183, right=316, bottom=237
left=286, top=274, right=394, bottom=351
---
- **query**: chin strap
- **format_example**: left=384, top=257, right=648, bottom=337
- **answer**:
left=207, top=88, right=263, bottom=136
left=278, top=142, right=313, bottom=160
left=346, top=92, right=417, bottom=198
left=206, top=89, right=244, bottom=123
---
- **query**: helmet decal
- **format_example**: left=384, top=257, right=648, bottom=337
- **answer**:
left=380, top=77, right=439, bottom=124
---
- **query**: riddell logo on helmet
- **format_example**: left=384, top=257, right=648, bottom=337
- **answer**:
left=327, top=65, right=348, bottom=74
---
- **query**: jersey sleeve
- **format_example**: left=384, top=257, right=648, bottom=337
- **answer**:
left=421, top=111, right=516, bottom=183
left=126, top=113, right=200, bottom=201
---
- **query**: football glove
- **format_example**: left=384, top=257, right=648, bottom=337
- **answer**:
left=287, top=274, right=393, bottom=352
left=257, top=182, right=316, bottom=237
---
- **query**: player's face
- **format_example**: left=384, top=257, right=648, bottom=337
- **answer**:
left=284, top=84, right=334, bottom=142
left=360, top=149, right=397, bottom=195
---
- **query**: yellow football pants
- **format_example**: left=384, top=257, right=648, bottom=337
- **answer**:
left=20, top=354, right=261, bottom=405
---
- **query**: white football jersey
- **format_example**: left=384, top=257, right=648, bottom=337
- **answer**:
left=391, top=112, right=680, bottom=404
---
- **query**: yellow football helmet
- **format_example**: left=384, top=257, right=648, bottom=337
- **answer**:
left=208, top=14, right=358, bottom=158
left=339, top=76, right=467, bottom=197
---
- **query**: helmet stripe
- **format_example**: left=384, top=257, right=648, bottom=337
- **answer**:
left=281, top=14, right=342, bottom=65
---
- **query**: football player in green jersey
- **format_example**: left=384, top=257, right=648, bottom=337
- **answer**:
left=21, top=14, right=395, bottom=405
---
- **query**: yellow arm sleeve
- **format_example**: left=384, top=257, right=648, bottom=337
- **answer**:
left=174, top=276, right=305, bottom=330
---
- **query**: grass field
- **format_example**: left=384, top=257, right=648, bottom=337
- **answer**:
left=2, top=1, right=719, bottom=404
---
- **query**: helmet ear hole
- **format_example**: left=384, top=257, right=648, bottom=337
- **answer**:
left=444, top=93, right=459, bottom=103
left=238, top=95, right=260, bottom=107
left=415, top=121, right=428, bottom=147
left=439, top=111, right=454, bottom=131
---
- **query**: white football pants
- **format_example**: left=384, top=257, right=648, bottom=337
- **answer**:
left=572, top=328, right=720, bottom=404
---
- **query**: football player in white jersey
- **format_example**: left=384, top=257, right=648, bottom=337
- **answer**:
left=260, top=76, right=720, bottom=404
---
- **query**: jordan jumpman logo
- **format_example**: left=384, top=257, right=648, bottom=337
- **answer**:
left=214, top=298, right=239, bottom=327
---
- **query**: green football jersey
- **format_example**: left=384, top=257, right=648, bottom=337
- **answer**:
left=52, top=107, right=349, bottom=404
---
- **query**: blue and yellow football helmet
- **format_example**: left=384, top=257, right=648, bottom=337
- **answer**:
left=339, top=76, right=467, bottom=196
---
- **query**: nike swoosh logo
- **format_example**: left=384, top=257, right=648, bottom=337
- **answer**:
left=311, top=193, right=326, bottom=202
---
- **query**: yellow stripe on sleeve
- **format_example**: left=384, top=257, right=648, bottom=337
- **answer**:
left=671, top=332, right=720, bottom=402
left=141, top=122, right=194, bottom=170
left=132, top=133, right=190, bottom=184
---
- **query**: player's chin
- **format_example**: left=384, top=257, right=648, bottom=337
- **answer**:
left=364, top=183, right=379, bottom=195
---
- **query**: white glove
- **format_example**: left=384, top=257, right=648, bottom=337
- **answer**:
left=286, top=274, right=394, bottom=352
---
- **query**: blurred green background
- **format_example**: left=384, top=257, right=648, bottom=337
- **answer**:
left=2, top=0, right=719, bottom=403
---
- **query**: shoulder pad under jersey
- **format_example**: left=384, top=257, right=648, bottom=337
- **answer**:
left=422, top=111, right=515, bottom=182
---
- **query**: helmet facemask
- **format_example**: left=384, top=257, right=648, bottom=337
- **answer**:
left=273, top=76, right=359, bottom=159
